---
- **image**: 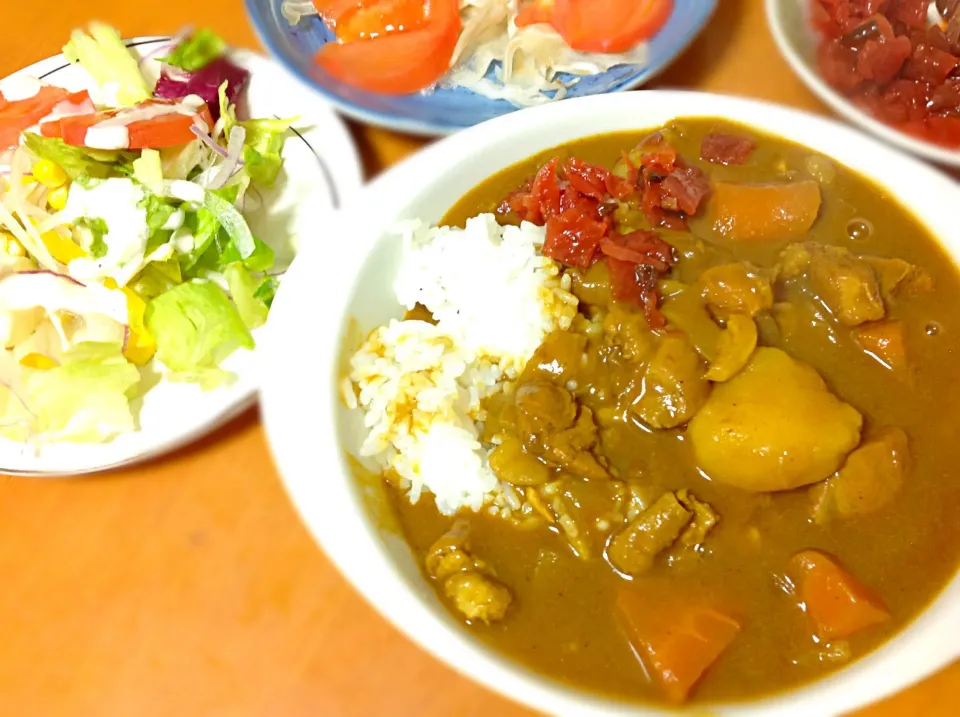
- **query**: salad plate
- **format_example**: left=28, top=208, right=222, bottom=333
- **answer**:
left=0, top=31, right=363, bottom=476
left=245, top=0, right=718, bottom=136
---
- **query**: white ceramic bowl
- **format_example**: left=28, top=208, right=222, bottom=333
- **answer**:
left=260, top=91, right=960, bottom=716
left=766, top=0, right=960, bottom=168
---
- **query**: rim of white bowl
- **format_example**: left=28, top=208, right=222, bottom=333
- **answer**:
left=765, top=0, right=960, bottom=168
left=260, top=90, right=960, bottom=717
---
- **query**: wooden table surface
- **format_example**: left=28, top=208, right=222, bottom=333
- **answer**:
left=1, top=1, right=957, bottom=715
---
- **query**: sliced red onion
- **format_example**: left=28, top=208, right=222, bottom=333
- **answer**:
left=15, top=269, right=83, bottom=286
left=190, top=123, right=229, bottom=158
left=208, top=125, right=246, bottom=190
left=140, top=27, right=194, bottom=70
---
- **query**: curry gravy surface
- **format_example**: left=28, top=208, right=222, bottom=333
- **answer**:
left=375, top=120, right=960, bottom=704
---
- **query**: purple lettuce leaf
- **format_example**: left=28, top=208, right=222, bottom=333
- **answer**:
left=154, top=57, right=250, bottom=122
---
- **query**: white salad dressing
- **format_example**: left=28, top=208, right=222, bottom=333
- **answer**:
left=60, top=178, right=150, bottom=287
left=162, top=208, right=185, bottom=231
left=83, top=94, right=210, bottom=150
left=0, top=74, right=42, bottom=102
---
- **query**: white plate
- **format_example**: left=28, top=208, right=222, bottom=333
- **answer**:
left=0, top=37, right=363, bottom=476
left=261, top=90, right=960, bottom=717
left=766, top=0, right=960, bottom=168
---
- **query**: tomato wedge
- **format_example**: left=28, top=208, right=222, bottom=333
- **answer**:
left=335, top=0, right=427, bottom=42
left=0, top=84, right=91, bottom=150
left=551, top=0, right=673, bottom=54
left=43, top=99, right=214, bottom=150
left=515, top=0, right=555, bottom=26
left=315, top=0, right=461, bottom=95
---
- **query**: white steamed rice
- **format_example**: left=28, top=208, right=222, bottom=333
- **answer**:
left=348, top=213, right=578, bottom=515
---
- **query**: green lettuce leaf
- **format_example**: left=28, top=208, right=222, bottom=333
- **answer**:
left=18, top=345, right=141, bottom=443
left=132, top=260, right=182, bottom=300
left=84, top=218, right=109, bottom=259
left=160, top=29, right=226, bottom=72
left=218, top=82, right=294, bottom=187
left=63, top=22, right=151, bottom=107
left=132, top=149, right=164, bottom=194
left=145, top=280, right=254, bottom=385
left=23, top=134, right=117, bottom=180
left=254, top=276, right=279, bottom=308
left=224, top=263, right=269, bottom=329
left=241, top=118, right=294, bottom=187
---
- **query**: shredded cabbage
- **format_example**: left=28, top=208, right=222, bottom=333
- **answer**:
left=443, top=0, right=650, bottom=107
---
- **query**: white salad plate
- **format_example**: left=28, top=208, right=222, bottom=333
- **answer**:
left=0, top=37, right=363, bottom=476
left=261, top=91, right=960, bottom=717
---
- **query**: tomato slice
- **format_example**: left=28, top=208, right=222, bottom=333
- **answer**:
left=315, top=0, right=461, bottom=95
left=0, top=84, right=89, bottom=150
left=49, top=99, right=214, bottom=150
left=335, top=0, right=427, bottom=42
left=515, top=0, right=555, bottom=26
left=552, top=0, right=673, bottom=53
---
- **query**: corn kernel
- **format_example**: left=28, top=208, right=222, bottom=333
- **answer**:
left=0, top=231, right=26, bottom=257
left=19, top=353, right=59, bottom=371
left=33, top=159, right=67, bottom=188
left=40, top=228, right=85, bottom=264
left=102, top=277, right=119, bottom=290
left=47, top=184, right=70, bottom=211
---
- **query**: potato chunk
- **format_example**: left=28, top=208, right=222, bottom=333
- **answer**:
left=688, top=348, right=862, bottom=492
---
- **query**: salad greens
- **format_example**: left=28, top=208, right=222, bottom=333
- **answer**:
left=145, top=280, right=254, bottom=388
left=63, top=22, right=152, bottom=107
left=160, top=29, right=227, bottom=72
left=0, top=24, right=296, bottom=445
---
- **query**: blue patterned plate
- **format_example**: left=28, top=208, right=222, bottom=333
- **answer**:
left=245, top=0, right=718, bottom=135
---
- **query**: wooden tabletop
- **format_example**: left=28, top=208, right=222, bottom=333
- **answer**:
left=1, top=2, right=956, bottom=715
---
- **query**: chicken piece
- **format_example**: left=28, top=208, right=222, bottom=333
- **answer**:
left=705, top=314, right=757, bottom=382
left=780, top=243, right=884, bottom=326
left=659, top=286, right=722, bottom=361
left=541, top=406, right=610, bottom=480
left=515, top=381, right=577, bottom=438
left=688, top=348, right=863, bottom=492
left=676, top=490, right=719, bottom=548
left=811, top=427, right=910, bottom=523
left=603, top=303, right=658, bottom=363
left=606, top=492, right=692, bottom=576
left=488, top=434, right=551, bottom=486
left=425, top=521, right=475, bottom=581
left=696, top=263, right=774, bottom=319
left=443, top=571, right=512, bottom=623
left=520, top=330, right=587, bottom=387
left=634, top=333, right=711, bottom=429
left=863, top=256, right=914, bottom=301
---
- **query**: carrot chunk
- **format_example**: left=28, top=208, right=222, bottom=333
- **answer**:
left=790, top=549, right=890, bottom=641
left=852, top=320, right=907, bottom=371
left=713, top=180, right=821, bottom=240
left=617, top=590, right=741, bottom=703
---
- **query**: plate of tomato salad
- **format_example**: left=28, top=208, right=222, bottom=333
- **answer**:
left=245, top=0, right=717, bottom=135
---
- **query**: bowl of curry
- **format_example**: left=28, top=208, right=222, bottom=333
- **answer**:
left=260, top=90, right=960, bottom=715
